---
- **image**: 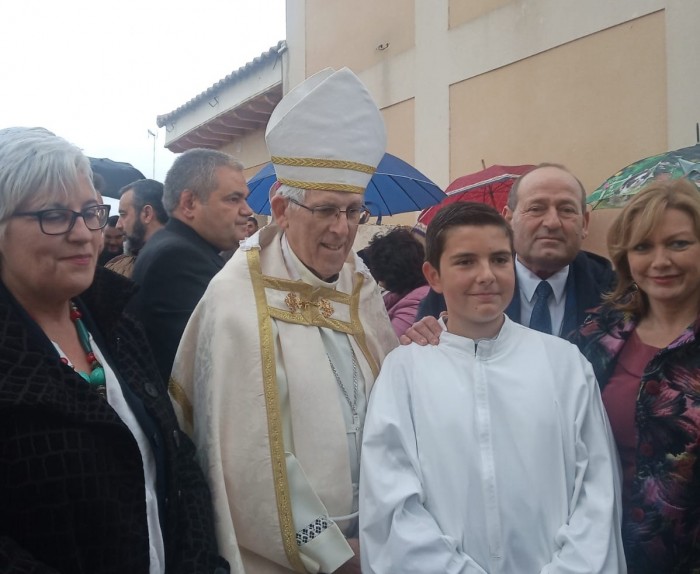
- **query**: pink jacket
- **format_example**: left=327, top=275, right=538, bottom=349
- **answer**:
left=383, top=284, right=430, bottom=337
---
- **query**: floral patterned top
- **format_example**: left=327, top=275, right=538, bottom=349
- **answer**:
left=572, top=305, right=700, bottom=574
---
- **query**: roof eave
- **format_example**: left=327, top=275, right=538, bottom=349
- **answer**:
left=156, top=41, right=285, bottom=153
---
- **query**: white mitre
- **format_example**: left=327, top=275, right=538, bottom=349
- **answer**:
left=265, top=67, right=386, bottom=194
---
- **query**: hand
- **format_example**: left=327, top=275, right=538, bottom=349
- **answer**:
left=399, top=316, right=444, bottom=346
left=334, top=538, right=361, bottom=574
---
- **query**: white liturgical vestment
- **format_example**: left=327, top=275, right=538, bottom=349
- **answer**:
left=360, top=317, right=626, bottom=574
left=170, top=224, right=397, bottom=573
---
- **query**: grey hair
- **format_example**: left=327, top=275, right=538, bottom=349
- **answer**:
left=275, top=183, right=308, bottom=203
left=0, top=127, right=94, bottom=239
left=163, top=148, right=243, bottom=215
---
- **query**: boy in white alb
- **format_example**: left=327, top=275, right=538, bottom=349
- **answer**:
left=360, top=203, right=625, bottom=573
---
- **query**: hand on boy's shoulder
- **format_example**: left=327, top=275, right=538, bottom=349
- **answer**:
left=399, top=315, right=445, bottom=346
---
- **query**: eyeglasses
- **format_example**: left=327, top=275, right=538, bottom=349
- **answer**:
left=288, top=198, right=370, bottom=225
left=12, top=204, right=111, bottom=235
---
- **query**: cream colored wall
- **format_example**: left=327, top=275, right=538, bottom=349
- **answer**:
left=449, top=12, right=667, bottom=256
left=304, top=0, right=414, bottom=76
left=284, top=1, right=305, bottom=91
left=377, top=98, right=420, bottom=227
left=283, top=0, right=698, bottom=255
left=221, top=129, right=270, bottom=224
left=384, top=98, right=415, bottom=164
left=219, top=128, right=269, bottom=173
left=449, top=0, right=513, bottom=28
left=665, top=0, right=700, bottom=148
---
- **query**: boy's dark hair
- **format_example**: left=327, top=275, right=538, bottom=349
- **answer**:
left=365, top=228, right=427, bottom=296
left=106, top=215, right=119, bottom=227
left=425, top=202, right=514, bottom=270
left=119, top=178, right=169, bottom=224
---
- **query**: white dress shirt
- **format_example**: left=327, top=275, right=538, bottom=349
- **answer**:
left=515, top=258, right=569, bottom=336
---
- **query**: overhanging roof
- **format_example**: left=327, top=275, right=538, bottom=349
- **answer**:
left=156, top=41, right=286, bottom=153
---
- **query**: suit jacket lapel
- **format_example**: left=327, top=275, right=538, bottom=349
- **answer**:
left=506, top=271, right=520, bottom=323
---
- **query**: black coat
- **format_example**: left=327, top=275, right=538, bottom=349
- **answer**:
left=417, top=250, right=616, bottom=337
left=129, top=218, right=224, bottom=383
left=0, top=268, right=228, bottom=574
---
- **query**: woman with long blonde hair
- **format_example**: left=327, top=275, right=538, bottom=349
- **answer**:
left=573, top=177, right=700, bottom=572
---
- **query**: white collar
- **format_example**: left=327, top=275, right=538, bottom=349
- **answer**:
left=515, top=257, right=569, bottom=304
left=280, top=233, right=340, bottom=288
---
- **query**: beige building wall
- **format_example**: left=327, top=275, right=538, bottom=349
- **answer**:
left=283, top=0, right=699, bottom=253
left=380, top=98, right=418, bottom=227
left=222, top=129, right=272, bottom=227
left=450, top=12, right=667, bottom=255
left=304, top=0, right=415, bottom=76
left=219, top=129, right=269, bottom=180
left=449, top=0, right=514, bottom=28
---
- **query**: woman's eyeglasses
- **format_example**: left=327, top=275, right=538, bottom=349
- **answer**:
left=12, top=204, right=111, bottom=235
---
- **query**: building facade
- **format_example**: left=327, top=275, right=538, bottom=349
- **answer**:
left=158, top=0, right=700, bottom=254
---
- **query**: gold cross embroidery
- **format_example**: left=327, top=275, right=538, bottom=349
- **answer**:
left=284, top=292, right=335, bottom=318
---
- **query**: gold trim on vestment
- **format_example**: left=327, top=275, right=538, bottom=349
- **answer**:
left=266, top=276, right=358, bottom=334
left=284, top=292, right=334, bottom=319
left=277, top=178, right=364, bottom=194
left=271, top=155, right=377, bottom=175
left=264, top=271, right=378, bottom=376
left=168, top=378, right=193, bottom=433
left=247, top=249, right=306, bottom=573
left=348, top=273, right=380, bottom=378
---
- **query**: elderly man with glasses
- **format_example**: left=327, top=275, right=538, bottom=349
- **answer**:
left=170, top=68, right=397, bottom=574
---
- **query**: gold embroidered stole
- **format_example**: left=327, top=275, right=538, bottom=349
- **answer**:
left=246, top=246, right=381, bottom=571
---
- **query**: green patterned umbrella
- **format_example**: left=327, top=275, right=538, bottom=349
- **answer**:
left=588, top=143, right=700, bottom=209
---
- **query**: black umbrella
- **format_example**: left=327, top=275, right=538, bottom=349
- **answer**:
left=89, top=157, right=146, bottom=199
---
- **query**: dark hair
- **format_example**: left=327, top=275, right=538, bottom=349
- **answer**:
left=425, top=202, right=514, bottom=270
left=606, top=177, right=700, bottom=316
left=247, top=215, right=259, bottom=226
left=106, top=215, right=119, bottom=227
left=506, top=162, right=586, bottom=211
left=120, top=179, right=169, bottom=224
left=365, top=228, right=427, bottom=295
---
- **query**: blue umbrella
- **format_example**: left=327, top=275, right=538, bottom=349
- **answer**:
left=246, top=153, right=445, bottom=222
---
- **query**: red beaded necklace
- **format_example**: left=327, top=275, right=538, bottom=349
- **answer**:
left=62, top=302, right=106, bottom=394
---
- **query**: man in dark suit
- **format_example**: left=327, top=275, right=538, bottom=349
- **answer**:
left=129, top=149, right=252, bottom=382
left=411, top=163, right=615, bottom=342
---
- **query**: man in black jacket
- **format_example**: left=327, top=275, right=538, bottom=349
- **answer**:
left=129, top=149, right=252, bottom=382
left=413, top=163, right=615, bottom=341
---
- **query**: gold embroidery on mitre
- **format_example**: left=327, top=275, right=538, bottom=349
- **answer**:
left=271, top=155, right=377, bottom=174
left=277, top=177, right=365, bottom=194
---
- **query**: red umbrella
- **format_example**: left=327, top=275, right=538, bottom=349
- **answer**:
left=413, top=164, right=534, bottom=236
